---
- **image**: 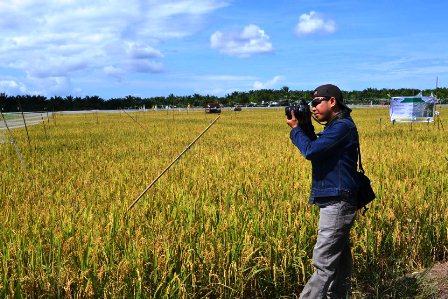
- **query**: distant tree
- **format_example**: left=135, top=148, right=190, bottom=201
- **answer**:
left=0, top=86, right=446, bottom=111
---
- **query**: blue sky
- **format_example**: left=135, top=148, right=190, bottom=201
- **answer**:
left=0, top=0, right=447, bottom=98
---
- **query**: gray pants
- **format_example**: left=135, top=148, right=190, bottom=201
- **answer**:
left=300, top=201, right=357, bottom=299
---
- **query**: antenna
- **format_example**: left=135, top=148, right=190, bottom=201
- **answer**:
left=435, top=76, right=439, bottom=104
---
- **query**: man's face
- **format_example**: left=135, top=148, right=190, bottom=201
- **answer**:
left=311, top=97, right=336, bottom=122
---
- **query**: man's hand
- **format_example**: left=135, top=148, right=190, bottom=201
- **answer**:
left=286, top=110, right=298, bottom=128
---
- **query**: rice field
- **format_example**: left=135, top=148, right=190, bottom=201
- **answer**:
left=1, top=107, right=447, bottom=298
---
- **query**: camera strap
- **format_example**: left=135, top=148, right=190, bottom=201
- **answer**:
left=313, top=111, right=345, bottom=127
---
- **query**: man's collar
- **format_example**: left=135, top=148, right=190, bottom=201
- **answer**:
left=325, top=112, right=343, bottom=127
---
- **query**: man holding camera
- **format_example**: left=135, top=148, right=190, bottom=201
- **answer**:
left=286, top=84, right=359, bottom=298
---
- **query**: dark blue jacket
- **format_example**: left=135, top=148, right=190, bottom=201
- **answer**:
left=290, top=114, right=359, bottom=206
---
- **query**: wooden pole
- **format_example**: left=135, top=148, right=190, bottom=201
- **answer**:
left=1, top=111, right=27, bottom=171
left=41, top=114, right=47, bottom=137
left=17, top=99, right=31, bottom=148
left=122, top=109, right=147, bottom=130
left=127, top=115, right=221, bottom=212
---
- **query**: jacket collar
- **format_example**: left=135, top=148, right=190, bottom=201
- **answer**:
left=324, top=110, right=350, bottom=128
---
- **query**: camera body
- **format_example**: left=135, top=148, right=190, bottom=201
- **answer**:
left=285, top=101, right=311, bottom=123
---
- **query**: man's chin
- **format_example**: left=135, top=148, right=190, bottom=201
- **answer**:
left=317, top=116, right=331, bottom=123
left=314, top=114, right=325, bottom=121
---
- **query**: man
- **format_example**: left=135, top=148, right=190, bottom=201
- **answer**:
left=286, top=84, right=359, bottom=299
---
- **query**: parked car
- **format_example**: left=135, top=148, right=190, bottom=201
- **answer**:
left=205, top=102, right=221, bottom=113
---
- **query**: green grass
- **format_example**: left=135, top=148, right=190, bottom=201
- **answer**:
left=1, top=112, right=24, bottom=120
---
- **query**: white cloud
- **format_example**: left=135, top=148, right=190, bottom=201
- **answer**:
left=210, top=24, right=273, bottom=57
left=128, top=60, right=164, bottom=73
left=0, top=76, right=76, bottom=97
left=0, top=0, right=227, bottom=95
left=253, top=75, right=284, bottom=90
left=127, top=43, right=163, bottom=59
left=0, top=80, right=28, bottom=95
left=103, top=66, right=125, bottom=79
left=20, top=76, right=72, bottom=97
left=295, top=11, right=336, bottom=35
left=27, top=58, right=88, bottom=78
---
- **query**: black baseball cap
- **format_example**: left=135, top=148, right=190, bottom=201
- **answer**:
left=312, top=84, right=351, bottom=112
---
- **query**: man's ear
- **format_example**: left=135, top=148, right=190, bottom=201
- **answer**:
left=329, top=97, right=337, bottom=108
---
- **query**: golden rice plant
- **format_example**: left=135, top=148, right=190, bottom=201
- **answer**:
left=0, top=107, right=447, bottom=298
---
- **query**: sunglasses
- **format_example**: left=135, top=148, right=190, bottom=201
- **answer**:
left=311, top=97, right=331, bottom=107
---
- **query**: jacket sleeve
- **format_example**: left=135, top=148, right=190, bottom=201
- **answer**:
left=290, top=120, right=352, bottom=161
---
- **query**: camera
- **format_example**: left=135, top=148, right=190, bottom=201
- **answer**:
left=285, top=100, right=311, bottom=123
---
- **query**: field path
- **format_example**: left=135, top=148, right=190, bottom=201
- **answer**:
left=0, top=112, right=49, bottom=130
left=423, top=262, right=448, bottom=298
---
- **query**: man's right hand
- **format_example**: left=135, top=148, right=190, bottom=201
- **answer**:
left=286, top=110, right=298, bottom=129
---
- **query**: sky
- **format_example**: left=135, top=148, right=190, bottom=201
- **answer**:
left=0, top=0, right=447, bottom=98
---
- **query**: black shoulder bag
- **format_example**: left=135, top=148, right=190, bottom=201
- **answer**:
left=356, top=141, right=376, bottom=215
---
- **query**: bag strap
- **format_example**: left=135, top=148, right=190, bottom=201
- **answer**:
left=357, top=135, right=365, bottom=174
left=357, top=136, right=369, bottom=215
left=337, top=115, right=365, bottom=174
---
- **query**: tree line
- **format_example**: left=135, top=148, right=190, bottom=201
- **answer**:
left=1, top=87, right=447, bottom=112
